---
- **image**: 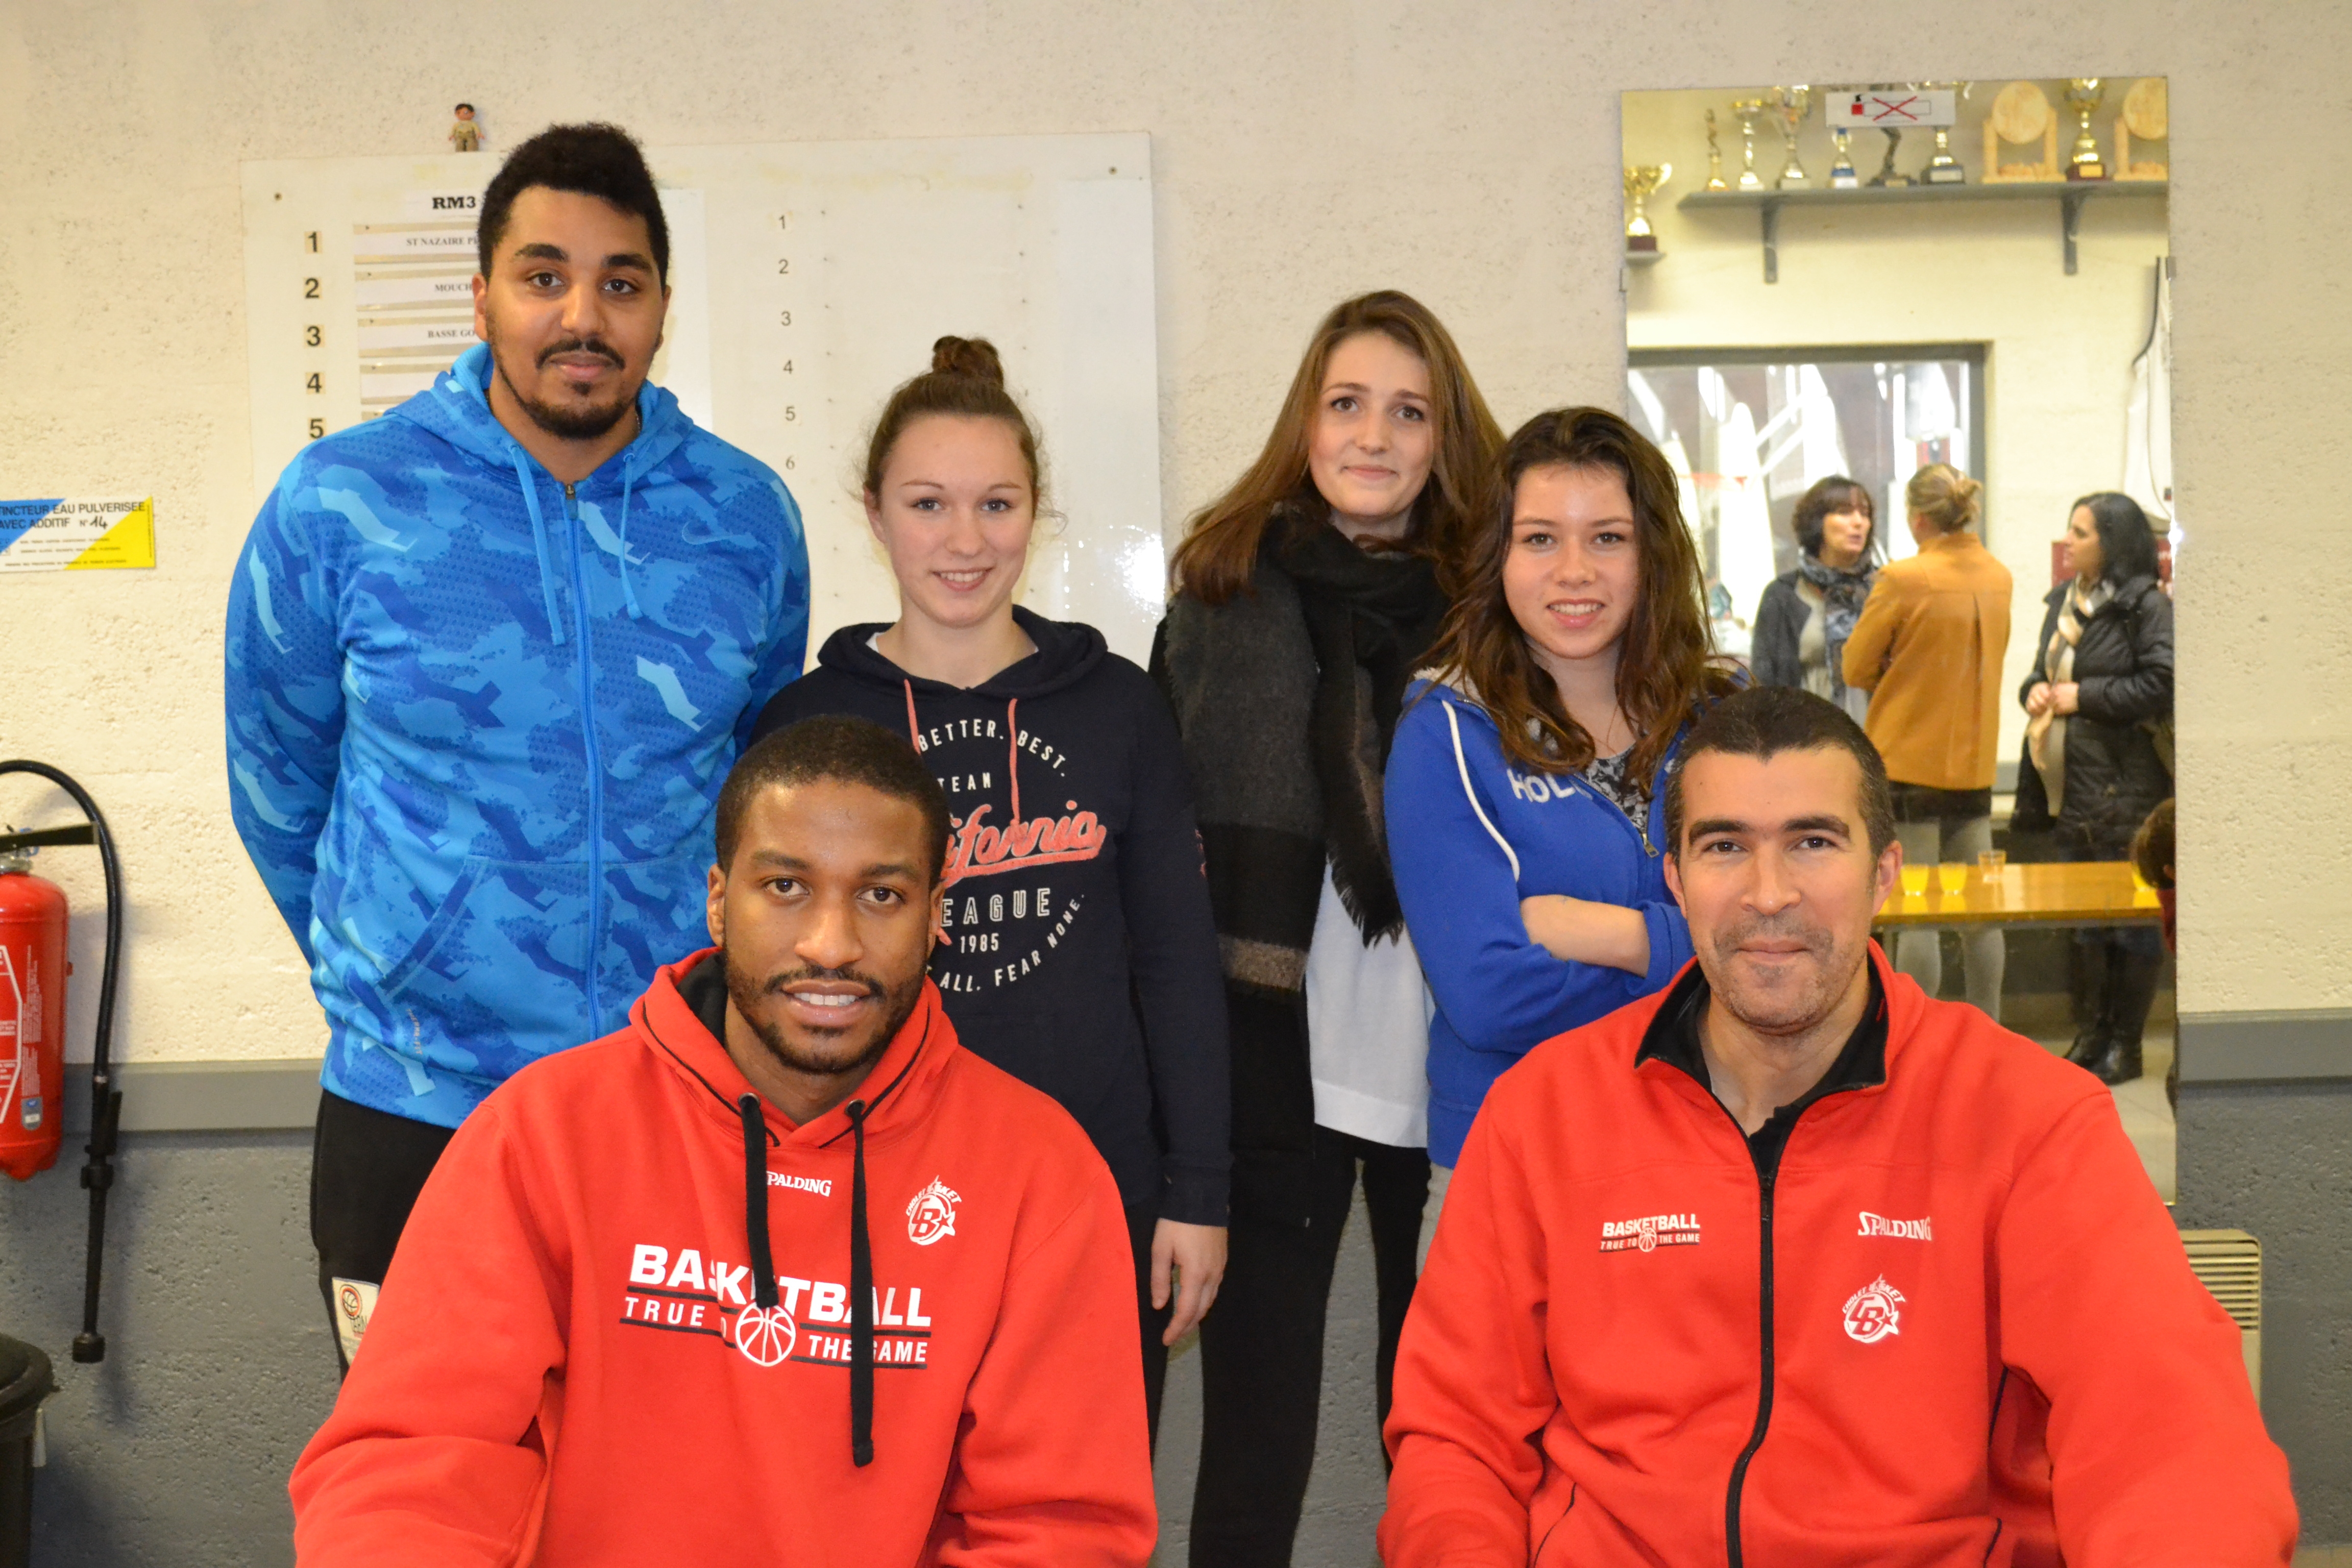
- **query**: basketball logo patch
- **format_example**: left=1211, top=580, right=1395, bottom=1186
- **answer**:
left=1842, top=1274, right=1905, bottom=1344
left=733, top=1303, right=797, bottom=1368
left=906, top=1178, right=962, bottom=1245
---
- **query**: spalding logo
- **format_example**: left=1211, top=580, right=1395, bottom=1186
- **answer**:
left=906, top=1178, right=962, bottom=1246
left=1842, top=1274, right=1906, bottom=1344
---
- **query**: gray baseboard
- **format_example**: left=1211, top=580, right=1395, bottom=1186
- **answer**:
left=2179, top=1009, right=2352, bottom=1084
left=61, top=1058, right=322, bottom=1135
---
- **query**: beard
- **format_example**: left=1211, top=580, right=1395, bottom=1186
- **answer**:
left=721, top=950, right=925, bottom=1083
left=485, top=321, right=639, bottom=440
left=1703, top=909, right=1870, bottom=1038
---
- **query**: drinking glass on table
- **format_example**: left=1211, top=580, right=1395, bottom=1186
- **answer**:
left=1938, top=863, right=1968, bottom=895
left=1901, top=864, right=1930, bottom=898
left=1978, top=849, right=2007, bottom=882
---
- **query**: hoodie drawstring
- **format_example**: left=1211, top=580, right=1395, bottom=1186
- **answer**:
left=511, top=452, right=569, bottom=647
left=847, top=1099, right=874, bottom=1467
left=903, top=681, right=1020, bottom=830
left=1004, top=697, right=1020, bottom=826
left=616, top=467, right=643, bottom=620
left=738, top=1094, right=778, bottom=1312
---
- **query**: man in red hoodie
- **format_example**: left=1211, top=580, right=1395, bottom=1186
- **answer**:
left=291, top=714, right=1156, bottom=1565
left=1382, top=685, right=2294, bottom=1567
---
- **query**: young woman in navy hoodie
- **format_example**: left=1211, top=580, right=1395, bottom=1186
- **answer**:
left=750, top=337, right=1228, bottom=1440
left=1386, top=407, right=1738, bottom=1202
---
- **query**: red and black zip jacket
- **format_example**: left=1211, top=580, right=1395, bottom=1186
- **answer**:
left=1381, top=946, right=2294, bottom=1567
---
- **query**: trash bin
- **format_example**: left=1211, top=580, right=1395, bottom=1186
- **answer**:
left=0, top=1337, right=53, bottom=1568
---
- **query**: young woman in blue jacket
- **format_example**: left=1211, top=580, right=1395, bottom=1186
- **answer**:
left=1387, top=407, right=1737, bottom=1187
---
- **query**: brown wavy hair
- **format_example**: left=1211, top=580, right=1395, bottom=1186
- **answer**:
left=1428, top=406, right=1737, bottom=782
left=1169, top=290, right=1502, bottom=604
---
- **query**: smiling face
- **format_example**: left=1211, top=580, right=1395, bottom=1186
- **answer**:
left=2065, top=504, right=2104, bottom=583
left=1663, top=747, right=1901, bottom=1037
left=1817, top=506, right=1873, bottom=569
left=865, top=414, right=1035, bottom=633
left=1504, top=462, right=1641, bottom=679
left=1307, top=331, right=1435, bottom=543
left=472, top=185, right=668, bottom=442
left=706, top=779, right=944, bottom=1098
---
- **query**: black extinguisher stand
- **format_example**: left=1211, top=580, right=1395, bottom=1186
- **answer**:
left=0, top=761, right=125, bottom=1365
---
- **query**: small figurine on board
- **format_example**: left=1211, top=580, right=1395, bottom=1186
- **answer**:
left=449, top=104, right=481, bottom=153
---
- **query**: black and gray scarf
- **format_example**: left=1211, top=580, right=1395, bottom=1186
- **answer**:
left=1796, top=553, right=1875, bottom=704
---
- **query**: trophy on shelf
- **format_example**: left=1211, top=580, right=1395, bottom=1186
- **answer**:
left=1828, top=126, right=1860, bottom=188
left=1983, top=80, right=2060, bottom=181
left=1624, top=164, right=1672, bottom=252
left=1703, top=109, right=1730, bottom=190
left=1771, top=85, right=1815, bottom=188
left=2064, top=78, right=2110, bottom=180
left=1919, top=81, right=1970, bottom=184
left=1868, top=126, right=1911, bottom=187
left=1730, top=96, right=1769, bottom=190
left=2115, top=77, right=2168, bottom=181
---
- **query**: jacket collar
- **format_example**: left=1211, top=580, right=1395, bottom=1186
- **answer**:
left=632, top=948, right=953, bottom=1150
left=1636, top=944, right=1893, bottom=1111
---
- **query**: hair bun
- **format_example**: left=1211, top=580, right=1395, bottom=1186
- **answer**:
left=930, top=335, right=1005, bottom=385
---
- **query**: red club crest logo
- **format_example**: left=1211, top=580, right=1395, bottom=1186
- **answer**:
left=906, top=1178, right=962, bottom=1246
left=1842, top=1275, right=1906, bottom=1344
left=734, top=1303, right=797, bottom=1368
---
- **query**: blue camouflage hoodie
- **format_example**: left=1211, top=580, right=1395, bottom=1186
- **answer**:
left=1385, top=679, right=1695, bottom=1167
left=226, top=344, right=808, bottom=1128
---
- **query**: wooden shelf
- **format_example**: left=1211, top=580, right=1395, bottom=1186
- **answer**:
left=1675, top=179, right=2167, bottom=282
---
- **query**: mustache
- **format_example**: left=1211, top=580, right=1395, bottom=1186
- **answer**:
left=537, top=335, right=624, bottom=370
left=1714, top=914, right=1831, bottom=952
left=762, top=964, right=886, bottom=1000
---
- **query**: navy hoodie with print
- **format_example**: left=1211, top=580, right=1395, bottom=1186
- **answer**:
left=750, top=609, right=1230, bottom=1225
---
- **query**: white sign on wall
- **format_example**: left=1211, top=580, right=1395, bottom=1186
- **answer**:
left=1834, top=89, right=1957, bottom=127
left=239, top=135, right=1166, bottom=663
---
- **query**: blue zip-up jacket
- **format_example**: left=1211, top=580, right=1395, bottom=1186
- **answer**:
left=225, top=344, right=808, bottom=1128
left=1385, top=680, right=1692, bottom=1167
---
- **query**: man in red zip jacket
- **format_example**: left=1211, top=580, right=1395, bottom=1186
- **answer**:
left=1382, top=686, right=2293, bottom=1567
left=290, top=715, right=1155, bottom=1565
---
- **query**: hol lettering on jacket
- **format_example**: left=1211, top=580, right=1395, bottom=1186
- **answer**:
left=1857, top=1210, right=1933, bottom=1240
left=1599, top=1212, right=1701, bottom=1253
left=1506, top=769, right=1582, bottom=804
left=620, top=1243, right=936, bottom=1370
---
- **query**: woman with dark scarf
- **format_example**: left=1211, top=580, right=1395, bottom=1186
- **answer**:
left=1152, top=290, right=1502, bottom=1567
left=2024, top=492, right=2174, bottom=1083
left=1752, top=474, right=1879, bottom=723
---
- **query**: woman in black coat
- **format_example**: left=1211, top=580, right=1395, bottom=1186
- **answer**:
left=2022, top=492, right=2174, bottom=1084
left=1751, top=474, right=1877, bottom=724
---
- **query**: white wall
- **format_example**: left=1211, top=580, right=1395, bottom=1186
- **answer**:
left=0, top=0, right=2342, bottom=1051
left=1623, top=84, right=2171, bottom=766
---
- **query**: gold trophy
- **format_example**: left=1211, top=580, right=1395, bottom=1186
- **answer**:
left=1920, top=81, right=1969, bottom=184
left=1731, top=97, right=1768, bottom=190
left=1828, top=126, right=1859, bottom=189
left=1624, top=164, right=1672, bottom=252
left=1703, top=109, right=1729, bottom=190
left=1772, top=85, right=1815, bottom=187
left=2064, top=78, right=2109, bottom=180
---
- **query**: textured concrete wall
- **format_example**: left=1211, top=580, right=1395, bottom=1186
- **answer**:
left=2178, top=1081, right=2352, bottom=1546
left=3, top=1, right=2348, bottom=1562
left=0, top=1134, right=330, bottom=1568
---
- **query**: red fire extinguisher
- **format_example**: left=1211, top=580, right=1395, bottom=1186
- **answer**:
left=0, top=854, right=67, bottom=1180
left=0, top=761, right=125, bottom=1364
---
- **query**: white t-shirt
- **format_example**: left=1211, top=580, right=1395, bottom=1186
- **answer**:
left=1305, top=862, right=1433, bottom=1148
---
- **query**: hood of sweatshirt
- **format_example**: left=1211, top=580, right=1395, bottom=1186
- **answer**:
left=811, top=605, right=1109, bottom=703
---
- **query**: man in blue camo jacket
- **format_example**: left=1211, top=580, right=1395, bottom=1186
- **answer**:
left=225, top=124, right=810, bottom=1366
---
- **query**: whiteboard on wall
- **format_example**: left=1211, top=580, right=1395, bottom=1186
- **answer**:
left=240, top=133, right=1166, bottom=663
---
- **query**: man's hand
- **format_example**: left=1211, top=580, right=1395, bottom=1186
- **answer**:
left=2025, top=681, right=2053, bottom=717
left=1151, top=1219, right=1227, bottom=1345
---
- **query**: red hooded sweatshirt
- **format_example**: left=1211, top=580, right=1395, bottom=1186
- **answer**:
left=291, top=951, right=1156, bottom=1566
left=1381, top=948, right=2295, bottom=1567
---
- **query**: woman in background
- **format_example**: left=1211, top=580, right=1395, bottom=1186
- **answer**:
left=1154, top=290, right=1501, bottom=1567
left=752, top=337, right=1228, bottom=1441
left=2023, top=491, right=2174, bottom=1083
left=1752, top=474, right=1878, bottom=724
left=1386, top=406, right=1737, bottom=1208
left=1842, top=464, right=2012, bottom=1019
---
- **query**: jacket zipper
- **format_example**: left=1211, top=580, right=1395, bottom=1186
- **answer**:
left=1723, top=1160, right=1776, bottom=1567
left=562, top=480, right=608, bottom=1035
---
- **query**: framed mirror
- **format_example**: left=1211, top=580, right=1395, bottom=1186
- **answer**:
left=1623, top=80, right=2176, bottom=1191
